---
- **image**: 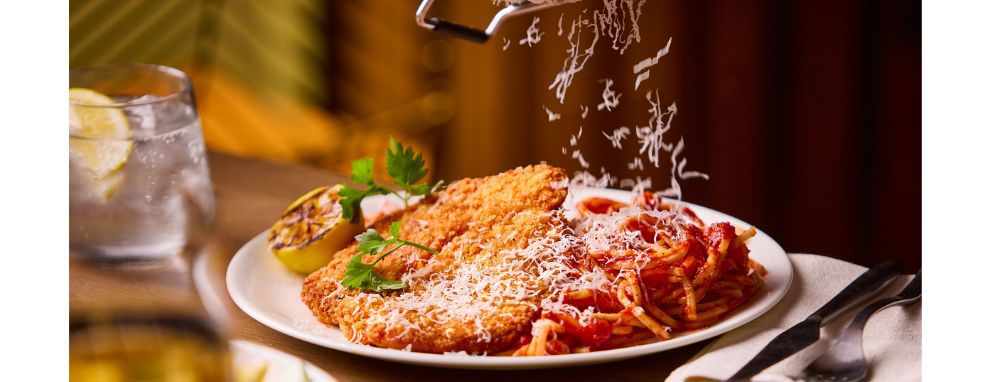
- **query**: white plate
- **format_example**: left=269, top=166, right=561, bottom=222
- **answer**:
left=227, top=187, right=792, bottom=369
left=231, top=340, right=335, bottom=382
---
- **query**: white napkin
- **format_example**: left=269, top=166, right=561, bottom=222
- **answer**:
left=666, top=254, right=920, bottom=382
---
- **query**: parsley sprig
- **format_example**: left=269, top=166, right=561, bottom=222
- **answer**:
left=340, top=221, right=438, bottom=292
left=338, top=138, right=443, bottom=222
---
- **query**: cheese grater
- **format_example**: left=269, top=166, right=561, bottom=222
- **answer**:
left=415, top=0, right=569, bottom=43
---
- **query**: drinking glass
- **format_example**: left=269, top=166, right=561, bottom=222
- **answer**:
left=69, top=64, right=214, bottom=262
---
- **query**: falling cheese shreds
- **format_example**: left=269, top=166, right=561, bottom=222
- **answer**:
left=595, top=0, right=647, bottom=54
left=634, top=70, right=651, bottom=91
left=549, top=11, right=599, bottom=104
left=633, top=37, right=672, bottom=91
left=627, top=157, right=644, bottom=170
left=502, top=37, right=511, bottom=51
left=544, top=105, right=562, bottom=121
left=500, top=1, right=707, bottom=208
left=657, top=137, right=710, bottom=200
left=569, top=168, right=617, bottom=189
left=618, top=176, right=652, bottom=194
left=633, top=37, right=673, bottom=73
left=565, top=126, right=590, bottom=168
left=596, top=79, right=622, bottom=111
left=571, top=150, right=591, bottom=168
left=634, top=90, right=677, bottom=168
left=603, top=127, right=630, bottom=149
left=520, top=17, right=545, bottom=46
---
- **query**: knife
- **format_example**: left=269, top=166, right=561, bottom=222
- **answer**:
left=725, top=259, right=903, bottom=381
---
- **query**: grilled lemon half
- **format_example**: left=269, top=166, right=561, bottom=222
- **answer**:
left=268, top=185, right=364, bottom=274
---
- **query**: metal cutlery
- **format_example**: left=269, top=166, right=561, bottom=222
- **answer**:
left=415, top=0, right=561, bottom=43
left=724, top=260, right=903, bottom=381
left=797, top=271, right=922, bottom=382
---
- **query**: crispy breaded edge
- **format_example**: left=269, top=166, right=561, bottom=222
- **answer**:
left=301, top=209, right=408, bottom=326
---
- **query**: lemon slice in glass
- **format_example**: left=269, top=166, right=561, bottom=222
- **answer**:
left=268, top=185, right=365, bottom=274
left=69, top=88, right=134, bottom=199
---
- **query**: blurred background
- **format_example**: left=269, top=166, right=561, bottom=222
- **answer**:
left=70, top=0, right=920, bottom=270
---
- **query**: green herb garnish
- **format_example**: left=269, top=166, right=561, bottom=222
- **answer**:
left=386, top=139, right=446, bottom=205
left=339, top=158, right=391, bottom=222
left=340, top=221, right=438, bottom=292
left=338, top=138, right=443, bottom=222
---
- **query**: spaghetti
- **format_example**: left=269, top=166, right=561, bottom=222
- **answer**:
left=509, top=192, right=765, bottom=356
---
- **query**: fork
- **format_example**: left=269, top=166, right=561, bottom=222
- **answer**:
left=796, top=271, right=921, bottom=382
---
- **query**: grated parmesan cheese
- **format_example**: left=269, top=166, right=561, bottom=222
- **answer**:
left=633, top=37, right=673, bottom=73
left=603, top=127, right=630, bottom=149
left=519, top=17, right=545, bottom=46
left=596, top=79, right=622, bottom=111
left=633, top=37, right=672, bottom=90
left=549, top=10, right=599, bottom=104
left=595, top=0, right=646, bottom=54
left=544, top=105, right=562, bottom=121
left=627, top=157, right=644, bottom=170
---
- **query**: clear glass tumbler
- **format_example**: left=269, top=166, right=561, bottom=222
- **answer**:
left=70, top=64, right=214, bottom=262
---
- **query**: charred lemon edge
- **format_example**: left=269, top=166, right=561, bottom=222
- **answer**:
left=268, top=185, right=364, bottom=274
left=283, top=185, right=331, bottom=215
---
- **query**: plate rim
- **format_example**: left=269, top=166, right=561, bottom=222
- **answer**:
left=227, top=188, right=793, bottom=369
left=230, top=339, right=336, bottom=381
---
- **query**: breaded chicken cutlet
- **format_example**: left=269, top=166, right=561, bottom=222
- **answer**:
left=301, top=164, right=569, bottom=354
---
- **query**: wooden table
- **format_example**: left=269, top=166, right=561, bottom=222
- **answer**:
left=70, top=152, right=709, bottom=382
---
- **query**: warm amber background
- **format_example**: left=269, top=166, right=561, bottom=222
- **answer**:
left=70, top=0, right=920, bottom=270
